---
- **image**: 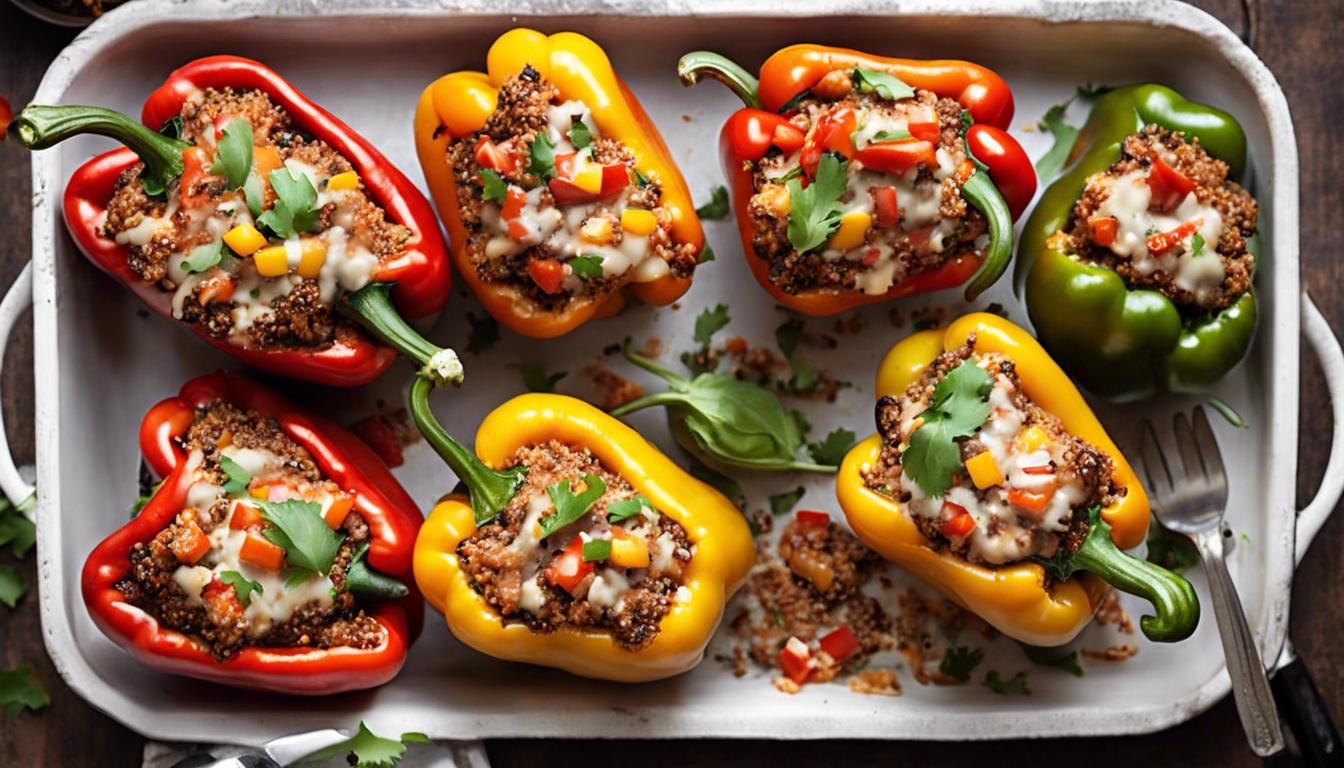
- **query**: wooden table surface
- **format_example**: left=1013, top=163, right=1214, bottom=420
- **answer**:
left=1, top=1, right=1340, bottom=765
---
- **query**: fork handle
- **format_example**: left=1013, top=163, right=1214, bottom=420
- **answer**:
left=1194, top=527, right=1285, bottom=756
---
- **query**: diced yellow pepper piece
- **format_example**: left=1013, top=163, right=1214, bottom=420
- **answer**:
left=222, top=223, right=267, bottom=257
left=573, top=163, right=604, bottom=195
left=296, top=238, right=328, bottom=279
left=759, top=184, right=791, bottom=215
left=965, top=451, right=1004, bottom=489
left=610, top=532, right=650, bottom=569
left=827, top=212, right=872, bottom=251
left=327, top=170, right=359, bottom=191
left=621, top=209, right=658, bottom=237
left=253, top=245, right=289, bottom=277
left=580, top=217, right=614, bottom=245
left=249, top=484, right=268, bottom=500
left=1015, top=426, right=1049, bottom=454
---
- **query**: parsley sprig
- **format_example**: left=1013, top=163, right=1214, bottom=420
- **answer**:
left=539, top=474, right=607, bottom=539
left=607, top=495, right=655, bottom=523
left=209, top=119, right=253, bottom=190
left=786, top=152, right=849, bottom=253
left=257, top=166, right=320, bottom=239
left=258, top=498, right=343, bottom=576
left=901, top=359, right=994, bottom=498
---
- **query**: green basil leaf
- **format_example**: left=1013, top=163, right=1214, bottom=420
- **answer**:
left=0, top=566, right=27, bottom=609
left=0, top=666, right=49, bottom=723
left=581, top=538, right=612, bottom=562
left=607, top=495, right=654, bottom=523
left=852, top=68, right=916, bottom=102
left=180, top=240, right=224, bottom=274
left=870, top=128, right=913, bottom=142
left=209, top=119, right=253, bottom=190
left=698, top=243, right=716, bottom=263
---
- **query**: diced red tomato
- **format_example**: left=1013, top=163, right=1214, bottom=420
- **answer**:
left=795, top=510, right=830, bottom=528
left=197, top=273, right=235, bottom=305
left=1146, top=218, right=1203, bottom=255
left=544, top=536, right=595, bottom=594
left=818, top=625, right=861, bottom=661
left=501, top=186, right=528, bottom=221
left=1146, top=156, right=1196, bottom=213
left=178, top=146, right=216, bottom=210
left=229, top=501, right=262, bottom=531
left=351, top=414, right=404, bottom=468
left=800, top=106, right=858, bottom=177
left=906, top=120, right=940, bottom=143
left=548, top=177, right=598, bottom=206
left=474, top=136, right=521, bottom=176
left=940, top=501, right=976, bottom=538
left=1007, top=485, right=1056, bottom=518
left=528, top=258, right=566, bottom=294
left=773, top=122, right=806, bottom=153
left=780, top=636, right=816, bottom=684
left=171, top=521, right=212, bottom=565
left=862, top=248, right=881, bottom=265
left=854, top=138, right=937, bottom=176
left=598, top=164, right=631, bottom=202
left=1021, top=465, right=1055, bottom=475
left=1090, top=217, right=1118, bottom=247
left=239, top=531, right=285, bottom=571
left=873, top=186, right=900, bottom=228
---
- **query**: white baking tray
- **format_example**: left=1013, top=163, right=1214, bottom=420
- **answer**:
left=15, top=0, right=1344, bottom=745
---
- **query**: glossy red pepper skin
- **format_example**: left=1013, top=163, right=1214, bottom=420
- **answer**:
left=65, top=56, right=451, bottom=387
left=84, top=370, right=424, bottom=695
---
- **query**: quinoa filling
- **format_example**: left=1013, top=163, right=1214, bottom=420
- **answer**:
left=863, top=342, right=1121, bottom=566
left=445, top=68, right=697, bottom=313
left=102, top=87, right=411, bottom=352
left=456, top=440, right=692, bottom=651
left=1052, top=125, right=1258, bottom=310
left=750, top=86, right=987, bottom=296
left=116, top=399, right=385, bottom=659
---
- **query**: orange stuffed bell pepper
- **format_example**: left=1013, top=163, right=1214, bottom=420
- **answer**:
left=414, top=28, right=705, bottom=338
left=836, top=314, right=1198, bottom=646
left=407, top=377, right=754, bottom=681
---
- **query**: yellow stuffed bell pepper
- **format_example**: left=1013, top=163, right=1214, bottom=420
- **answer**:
left=837, top=313, right=1198, bottom=646
left=408, top=378, right=754, bottom=681
left=414, top=28, right=705, bottom=339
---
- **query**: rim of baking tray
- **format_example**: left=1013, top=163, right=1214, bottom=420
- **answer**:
left=28, top=0, right=1299, bottom=742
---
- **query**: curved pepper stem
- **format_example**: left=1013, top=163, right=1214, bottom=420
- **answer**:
left=342, top=282, right=463, bottom=387
left=409, top=376, right=526, bottom=526
left=676, top=51, right=763, bottom=110
left=1036, top=506, right=1200, bottom=642
left=9, top=105, right=190, bottom=196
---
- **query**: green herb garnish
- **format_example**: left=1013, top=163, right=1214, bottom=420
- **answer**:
left=569, top=254, right=604, bottom=278
left=539, top=474, right=607, bottom=539
left=1207, top=395, right=1248, bottom=428
left=1035, top=100, right=1079, bottom=182
left=786, top=152, right=848, bottom=253
left=687, top=460, right=745, bottom=509
left=984, top=669, right=1032, bottom=695
left=1021, top=645, right=1084, bottom=677
left=695, top=185, right=730, bottom=220
left=0, top=566, right=26, bottom=609
left=698, top=243, right=716, bottom=263
left=1190, top=232, right=1206, bottom=258
left=180, top=240, right=225, bottom=274
left=509, top=361, right=568, bottom=393
left=480, top=168, right=508, bottom=202
left=776, top=319, right=820, bottom=394
left=768, top=486, right=805, bottom=516
left=582, top=538, right=612, bottom=562
left=694, top=303, right=731, bottom=346
left=257, top=166, right=320, bottom=239
left=869, top=128, right=913, bottom=142
left=939, top=645, right=985, bottom=683
left=851, top=68, right=916, bottom=101
left=218, top=455, right=251, bottom=496
left=528, top=131, right=556, bottom=178
left=209, top=119, right=253, bottom=190
left=568, top=118, right=592, bottom=150
left=465, top=311, right=500, bottom=355
left=902, top=359, right=994, bottom=497
left=607, top=495, right=655, bottom=523
left=219, top=570, right=263, bottom=607
left=808, top=428, right=856, bottom=467
left=258, top=499, right=343, bottom=575
left=0, top=666, right=49, bottom=723
left=305, top=721, right=428, bottom=768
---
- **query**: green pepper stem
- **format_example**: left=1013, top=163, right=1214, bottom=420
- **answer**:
left=959, top=170, right=1014, bottom=302
left=342, top=282, right=462, bottom=387
left=346, top=558, right=409, bottom=600
left=1038, top=508, right=1200, bottom=642
left=676, top=52, right=763, bottom=110
left=409, top=376, right=525, bottom=526
left=9, top=105, right=190, bottom=190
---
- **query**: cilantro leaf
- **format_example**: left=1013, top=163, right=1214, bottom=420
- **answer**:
left=0, top=566, right=27, bottom=609
left=257, top=166, right=320, bottom=239
left=776, top=319, right=820, bottom=395
left=465, top=311, right=500, bottom=355
left=309, top=722, right=422, bottom=768
left=939, top=645, right=984, bottom=682
left=695, top=185, right=730, bottom=220
left=870, top=128, right=913, bottom=142
left=698, top=243, right=716, bottom=263
left=694, top=303, right=731, bottom=346
left=786, top=152, right=848, bottom=253
left=768, top=486, right=805, bottom=516
left=607, top=495, right=654, bottom=523
left=180, top=240, right=224, bottom=274
left=901, top=359, right=994, bottom=498
left=808, top=428, right=856, bottom=467
left=244, top=171, right=266, bottom=217
left=569, top=254, right=604, bottom=278
left=0, top=666, right=49, bottom=723
left=984, top=669, right=1032, bottom=695
left=1190, top=232, right=1206, bottom=257
left=528, top=131, right=556, bottom=178
left=479, top=168, right=507, bottom=202
left=218, top=455, right=251, bottom=496
left=258, top=498, right=343, bottom=575
left=509, top=361, right=567, bottom=393
left=582, top=538, right=611, bottom=562
left=568, top=118, right=592, bottom=150
left=283, top=566, right=316, bottom=589
left=1035, top=99, right=1079, bottom=181
left=1021, top=645, right=1084, bottom=677
left=219, top=570, right=263, bottom=607
left=688, top=460, right=745, bottom=510
left=539, top=474, right=607, bottom=539
left=209, top=119, right=253, bottom=190
left=852, top=68, right=916, bottom=102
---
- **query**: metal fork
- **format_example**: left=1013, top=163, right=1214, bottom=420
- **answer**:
left=1138, top=406, right=1284, bottom=756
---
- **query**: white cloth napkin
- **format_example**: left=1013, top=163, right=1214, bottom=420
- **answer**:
left=143, top=739, right=490, bottom=768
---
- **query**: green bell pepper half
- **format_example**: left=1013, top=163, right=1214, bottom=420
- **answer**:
left=1015, top=84, right=1256, bottom=402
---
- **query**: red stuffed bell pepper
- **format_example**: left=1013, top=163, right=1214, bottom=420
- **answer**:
left=679, top=45, right=1036, bottom=316
left=83, top=370, right=424, bottom=694
left=9, top=56, right=457, bottom=388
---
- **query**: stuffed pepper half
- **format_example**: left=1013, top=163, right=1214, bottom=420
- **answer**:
left=414, top=28, right=706, bottom=338
left=83, top=371, right=423, bottom=694
left=1016, top=84, right=1257, bottom=400
left=10, top=56, right=456, bottom=387
left=678, top=44, right=1035, bottom=315
left=410, top=380, right=754, bottom=681
left=837, top=314, right=1198, bottom=646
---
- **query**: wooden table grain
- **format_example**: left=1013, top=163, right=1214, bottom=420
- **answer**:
left=1, top=1, right=1339, bottom=765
